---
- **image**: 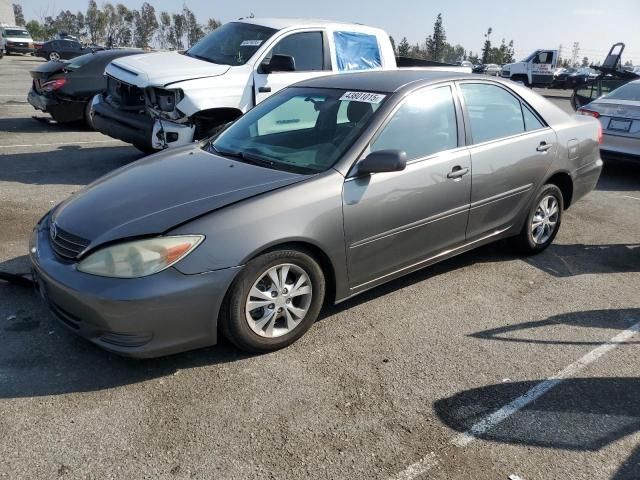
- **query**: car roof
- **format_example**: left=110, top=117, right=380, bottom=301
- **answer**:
left=294, top=69, right=475, bottom=93
left=237, top=17, right=374, bottom=31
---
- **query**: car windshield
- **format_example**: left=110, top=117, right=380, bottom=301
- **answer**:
left=185, top=22, right=277, bottom=66
left=605, top=82, right=640, bottom=101
left=5, top=29, right=30, bottom=38
left=208, top=87, right=386, bottom=174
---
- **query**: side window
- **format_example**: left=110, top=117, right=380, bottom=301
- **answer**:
left=334, top=31, right=382, bottom=72
left=256, top=95, right=321, bottom=135
left=371, top=86, right=458, bottom=160
left=460, top=83, right=525, bottom=144
left=522, top=105, right=544, bottom=131
left=269, top=32, right=325, bottom=72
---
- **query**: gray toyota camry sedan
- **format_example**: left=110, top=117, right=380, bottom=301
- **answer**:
left=30, top=70, right=603, bottom=357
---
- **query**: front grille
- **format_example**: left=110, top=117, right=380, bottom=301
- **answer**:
left=106, top=75, right=145, bottom=109
left=50, top=223, right=90, bottom=261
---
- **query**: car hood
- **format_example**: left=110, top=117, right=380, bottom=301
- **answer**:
left=106, top=51, right=231, bottom=88
left=51, top=145, right=307, bottom=250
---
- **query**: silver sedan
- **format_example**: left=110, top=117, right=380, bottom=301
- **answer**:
left=578, top=79, right=640, bottom=160
left=30, top=70, right=603, bottom=357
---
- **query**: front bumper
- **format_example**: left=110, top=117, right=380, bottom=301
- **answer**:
left=29, top=217, right=241, bottom=358
left=6, top=45, right=34, bottom=54
left=91, top=94, right=155, bottom=149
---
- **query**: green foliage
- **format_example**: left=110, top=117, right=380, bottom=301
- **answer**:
left=425, top=13, right=446, bottom=62
left=12, top=4, right=25, bottom=26
left=397, top=37, right=410, bottom=57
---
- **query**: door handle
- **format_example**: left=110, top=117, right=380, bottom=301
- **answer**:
left=536, top=142, right=553, bottom=152
left=447, top=166, right=470, bottom=179
left=258, top=86, right=272, bottom=93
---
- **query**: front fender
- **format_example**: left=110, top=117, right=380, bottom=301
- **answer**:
left=174, top=67, right=255, bottom=117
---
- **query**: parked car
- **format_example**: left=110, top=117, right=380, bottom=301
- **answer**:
left=484, top=64, right=501, bottom=76
left=568, top=67, right=599, bottom=88
left=27, top=49, right=145, bottom=127
left=35, top=39, right=103, bottom=62
left=91, top=18, right=466, bottom=153
left=30, top=70, right=603, bottom=358
left=0, top=26, right=35, bottom=55
left=552, top=68, right=575, bottom=88
left=473, top=64, right=486, bottom=74
left=578, top=79, right=640, bottom=160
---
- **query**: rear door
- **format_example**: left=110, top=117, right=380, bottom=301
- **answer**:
left=343, top=84, right=471, bottom=289
left=253, top=30, right=332, bottom=105
left=458, top=82, right=557, bottom=241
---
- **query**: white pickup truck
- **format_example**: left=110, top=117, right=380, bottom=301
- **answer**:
left=92, top=18, right=469, bottom=152
left=501, top=49, right=558, bottom=88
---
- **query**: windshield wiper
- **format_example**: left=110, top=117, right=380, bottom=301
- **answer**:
left=209, top=144, right=276, bottom=169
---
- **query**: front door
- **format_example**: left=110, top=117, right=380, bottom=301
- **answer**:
left=253, top=31, right=332, bottom=105
left=458, top=82, right=557, bottom=241
left=343, top=85, right=472, bottom=289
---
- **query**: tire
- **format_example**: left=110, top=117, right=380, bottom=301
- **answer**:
left=84, top=101, right=95, bottom=130
left=513, top=184, right=563, bottom=255
left=220, top=249, right=326, bottom=353
left=48, top=51, right=61, bottom=62
left=512, top=75, right=530, bottom=87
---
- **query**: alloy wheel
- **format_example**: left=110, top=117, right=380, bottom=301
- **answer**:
left=49, top=51, right=60, bottom=61
left=531, top=195, right=559, bottom=245
left=245, top=263, right=313, bottom=338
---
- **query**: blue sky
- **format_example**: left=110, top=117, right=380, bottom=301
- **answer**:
left=17, top=0, right=640, bottom=63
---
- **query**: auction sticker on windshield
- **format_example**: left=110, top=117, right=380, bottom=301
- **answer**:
left=240, top=40, right=263, bottom=47
left=340, top=92, right=386, bottom=104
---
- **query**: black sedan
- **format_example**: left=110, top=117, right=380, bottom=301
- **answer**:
left=35, top=39, right=103, bottom=62
left=28, top=49, right=144, bottom=127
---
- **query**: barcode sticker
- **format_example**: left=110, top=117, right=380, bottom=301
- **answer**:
left=340, top=91, right=386, bottom=104
left=240, top=40, right=263, bottom=47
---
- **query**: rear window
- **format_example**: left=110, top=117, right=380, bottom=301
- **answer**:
left=333, top=31, right=382, bottom=72
left=606, top=82, right=640, bottom=101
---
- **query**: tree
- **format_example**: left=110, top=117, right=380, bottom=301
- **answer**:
left=134, top=2, right=159, bottom=48
left=157, top=11, right=172, bottom=49
left=85, top=0, right=106, bottom=44
left=581, top=56, right=590, bottom=67
left=481, top=27, right=492, bottom=64
left=25, top=20, right=46, bottom=40
left=113, top=4, right=134, bottom=47
left=205, top=18, right=221, bottom=33
left=12, top=4, right=25, bottom=26
left=425, top=13, right=446, bottom=62
left=389, top=35, right=396, bottom=55
left=168, top=13, right=186, bottom=50
left=183, top=5, right=204, bottom=47
left=397, top=37, right=410, bottom=57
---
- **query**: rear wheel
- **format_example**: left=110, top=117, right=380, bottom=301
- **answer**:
left=48, top=51, right=61, bottom=62
left=220, top=249, right=325, bottom=353
left=514, top=184, right=563, bottom=254
left=512, top=75, right=530, bottom=87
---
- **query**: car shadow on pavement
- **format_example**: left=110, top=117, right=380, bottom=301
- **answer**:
left=525, top=243, right=640, bottom=277
left=0, top=145, right=142, bottom=186
left=434, top=377, right=640, bottom=479
left=0, top=117, right=93, bottom=134
left=596, top=159, right=640, bottom=192
left=470, top=308, right=640, bottom=346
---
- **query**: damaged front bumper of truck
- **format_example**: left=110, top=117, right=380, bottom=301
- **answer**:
left=91, top=78, right=197, bottom=152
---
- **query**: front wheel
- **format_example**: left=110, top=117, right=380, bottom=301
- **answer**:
left=48, top=51, right=61, bottom=61
left=513, top=184, right=563, bottom=254
left=221, top=249, right=325, bottom=353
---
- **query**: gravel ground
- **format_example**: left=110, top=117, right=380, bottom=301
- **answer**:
left=1, top=55, right=639, bottom=480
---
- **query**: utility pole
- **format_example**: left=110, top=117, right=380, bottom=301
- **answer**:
left=571, top=42, right=580, bottom=67
left=558, top=44, right=563, bottom=65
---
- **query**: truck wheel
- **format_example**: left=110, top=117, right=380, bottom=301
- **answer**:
left=512, top=75, right=530, bottom=87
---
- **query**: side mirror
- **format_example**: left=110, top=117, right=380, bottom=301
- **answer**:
left=357, top=150, right=407, bottom=175
left=261, top=54, right=296, bottom=73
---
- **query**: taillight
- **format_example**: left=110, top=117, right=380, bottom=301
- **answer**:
left=598, top=123, right=603, bottom=144
left=577, top=108, right=600, bottom=118
left=41, top=79, right=67, bottom=92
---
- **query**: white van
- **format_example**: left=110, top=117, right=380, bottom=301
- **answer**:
left=0, top=25, right=35, bottom=56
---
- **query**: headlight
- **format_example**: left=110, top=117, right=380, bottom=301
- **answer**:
left=77, top=235, right=203, bottom=278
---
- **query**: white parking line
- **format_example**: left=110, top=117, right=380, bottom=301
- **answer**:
left=0, top=139, right=122, bottom=149
left=620, top=195, right=640, bottom=201
left=390, top=319, right=640, bottom=479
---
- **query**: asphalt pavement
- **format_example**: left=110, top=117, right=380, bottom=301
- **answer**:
left=0, top=55, right=639, bottom=480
